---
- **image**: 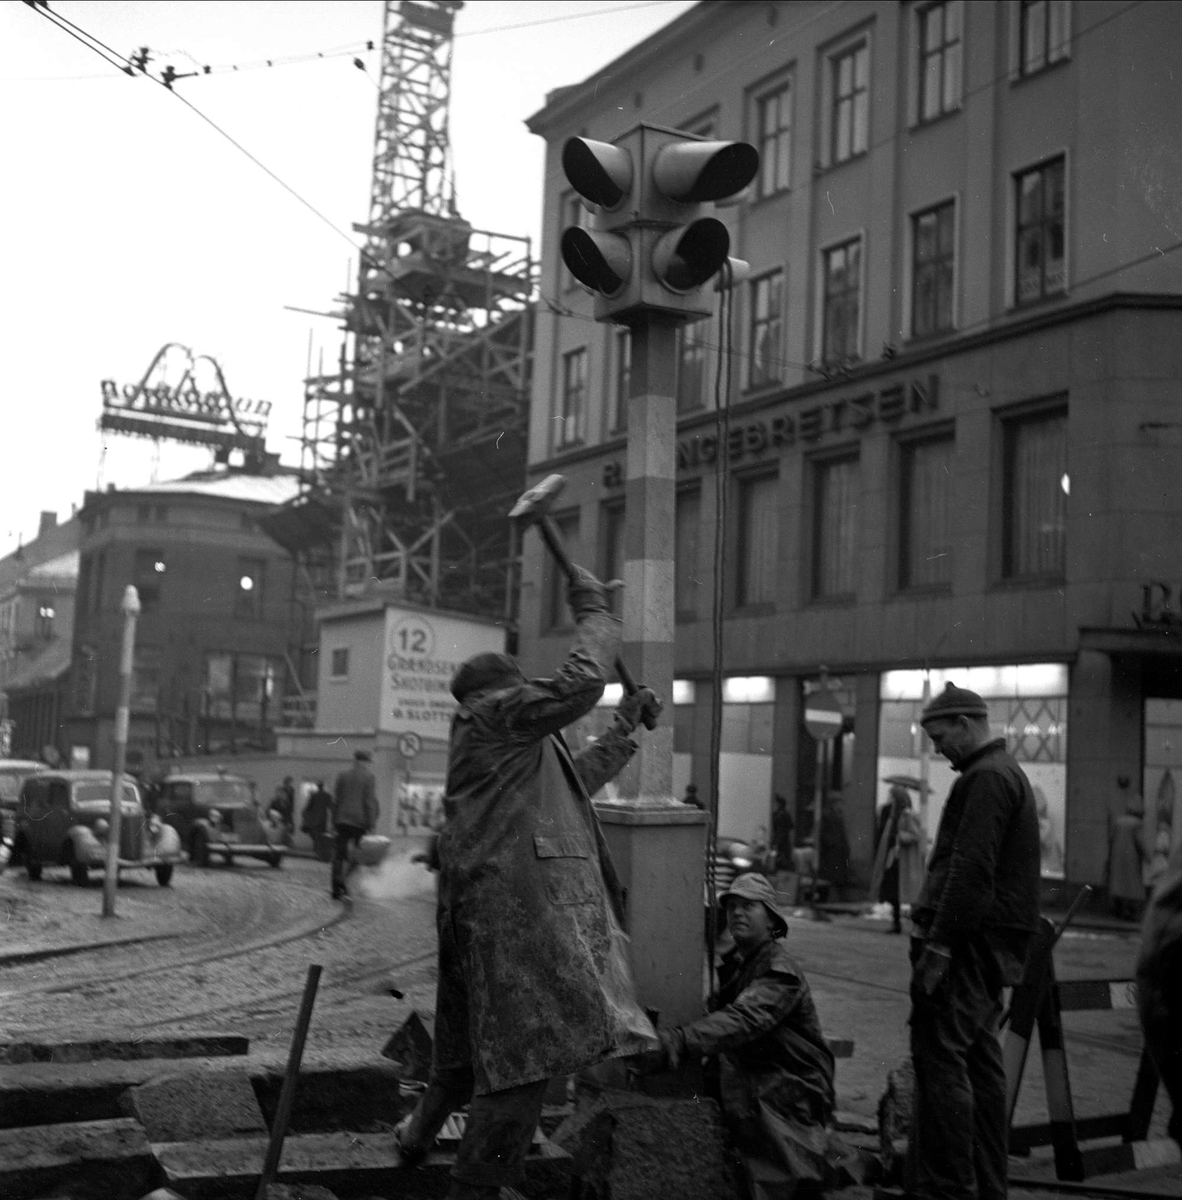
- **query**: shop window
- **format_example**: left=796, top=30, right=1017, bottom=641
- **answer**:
left=748, top=270, right=784, bottom=388
left=812, top=454, right=860, bottom=600
left=1018, top=0, right=1071, bottom=77
left=35, top=603, right=55, bottom=640
left=821, top=237, right=862, bottom=365
left=676, top=321, right=708, bottom=412
left=736, top=472, right=779, bottom=608
left=600, top=501, right=626, bottom=618
left=612, top=329, right=630, bottom=434
left=831, top=40, right=870, bottom=164
left=133, top=549, right=166, bottom=613
left=1014, top=156, right=1066, bottom=306
left=899, top=434, right=953, bottom=589
left=1002, top=406, right=1067, bottom=580
left=675, top=487, right=702, bottom=620
left=330, top=648, right=349, bottom=680
left=558, top=348, right=587, bottom=448
left=204, top=651, right=281, bottom=724
left=755, top=77, right=793, bottom=197
left=236, top=557, right=265, bottom=618
left=911, top=200, right=956, bottom=337
left=917, top=1, right=963, bottom=122
left=546, top=511, right=580, bottom=632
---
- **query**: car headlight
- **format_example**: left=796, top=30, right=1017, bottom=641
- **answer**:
left=148, top=814, right=163, bottom=833
left=94, top=818, right=110, bottom=837
left=207, top=809, right=221, bottom=827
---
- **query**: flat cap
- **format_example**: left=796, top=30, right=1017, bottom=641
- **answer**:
left=921, top=681, right=988, bottom=725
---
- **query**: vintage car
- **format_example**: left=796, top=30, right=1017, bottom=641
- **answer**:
left=14, top=770, right=183, bottom=886
left=0, top=758, right=48, bottom=870
left=155, top=771, right=285, bottom=868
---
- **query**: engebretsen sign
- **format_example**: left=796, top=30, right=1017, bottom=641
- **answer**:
left=603, top=373, right=939, bottom=486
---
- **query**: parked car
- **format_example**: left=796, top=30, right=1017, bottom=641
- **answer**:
left=155, top=771, right=286, bottom=869
left=14, top=770, right=183, bottom=886
left=0, top=759, right=48, bottom=870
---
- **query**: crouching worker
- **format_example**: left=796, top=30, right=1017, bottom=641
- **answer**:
left=641, top=873, right=849, bottom=1199
left=393, top=565, right=662, bottom=1199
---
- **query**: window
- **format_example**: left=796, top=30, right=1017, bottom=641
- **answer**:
left=205, top=651, right=281, bottom=724
left=1015, top=157, right=1065, bottom=306
left=675, top=488, right=702, bottom=619
left=612, top=329, right=630, bottom=434
left=559, top=348, right=587, bottom=447
left=561, top=192, right=589, bottom=291
left=900, top=435, right=954, bottom=589
left=133, top=549, right=166, bottom=613
left=813, top=455, right=860, bottom=599
left=236, top=557, right=265, bottom=618
left=822, top=238, right=862, bottom=364
left=756, top=81, right=793, bottom=196
left=330, top=648, right=349, bottom=680
left=918, top=1, right=963, bottom=121
left=737, top=473, right=779, bottom=607
left=1003, top=407, right=1067, bottom=579
left=677, top=321, right=708, bottom=412
left=912, top=201, right=955, bottom=337
left=131, top=645, right=162, bottom=712
left=137, top=504, right=151, bottom=524
left=749, top=270, right=784, bottom=388
left=35, top=604, right=55, bottom=639
left=831, top=41, right=870, bottom=163
left=91, top=551, right=106, bottom=614
left=601, top=502, right=626, bottom=617
left=1019, top=0, right=1070, bottom=77
left=546, top=511, right=580, bottom=631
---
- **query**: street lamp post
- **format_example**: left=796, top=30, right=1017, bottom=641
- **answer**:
left=103, top=585, right=141, bottom=919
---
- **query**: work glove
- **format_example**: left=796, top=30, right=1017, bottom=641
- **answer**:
left=615, top=686, right=662, bottom=734
left=567, top=565, right=610, bottom=619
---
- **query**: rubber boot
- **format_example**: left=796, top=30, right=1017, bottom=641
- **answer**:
left=395, top=1081, right=463, bottom=1166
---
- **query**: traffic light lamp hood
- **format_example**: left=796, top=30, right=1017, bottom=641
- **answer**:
left=562, top=138, right=633, bottom=212
left=652, top=141, right=760, bottom=204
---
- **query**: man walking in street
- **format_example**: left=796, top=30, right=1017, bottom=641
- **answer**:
left=907, top=682, right=1040, bottom=1200
left=393, top=565, right=662, bottom=1200
left=331, top=750, right=379, bottom=900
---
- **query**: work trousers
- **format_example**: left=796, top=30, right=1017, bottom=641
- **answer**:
left=907, top=937, right=1008, bottom=1200
left=331, top=823, right=365, bottom=896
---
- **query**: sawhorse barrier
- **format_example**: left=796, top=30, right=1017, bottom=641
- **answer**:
left=1004, top=913, right=1180, bottom=1181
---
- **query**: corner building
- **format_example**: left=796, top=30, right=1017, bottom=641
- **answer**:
left=523, top=0, right=1182, bottom=898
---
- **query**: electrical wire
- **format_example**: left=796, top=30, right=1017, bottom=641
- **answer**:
left=456, top=1, right=679, bottom=38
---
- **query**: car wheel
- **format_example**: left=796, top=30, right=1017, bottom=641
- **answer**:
left=190, top=830, right=211, bottom=868
left=224, top=853, right=235, bottom=866
left=64, top=846, right=89, bottom=887
left=26, top=860, right=42, bottom=881
left=268, top=852, right=283, bottom=869
left=155, top=864, right=174, bottom=887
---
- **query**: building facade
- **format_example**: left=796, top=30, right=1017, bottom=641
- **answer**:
left=523, top=0, right=1182, bottom=896
left=65, top=468, right=309, bottom=771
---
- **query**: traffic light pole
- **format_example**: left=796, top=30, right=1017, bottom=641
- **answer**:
left=595, top=314, right=708, bottom=1028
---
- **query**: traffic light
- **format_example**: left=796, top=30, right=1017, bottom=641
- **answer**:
left=560, top=124, right=759, bottom=323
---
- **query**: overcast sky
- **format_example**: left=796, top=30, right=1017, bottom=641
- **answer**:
left=0, top=0, right=696, bottom=557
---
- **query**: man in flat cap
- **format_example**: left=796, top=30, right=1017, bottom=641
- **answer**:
left=394, top=565, right=662, bottom=1200
left=907, top=683, right=1040, bottom=1200
left=330, top=748, right=379, bottom=900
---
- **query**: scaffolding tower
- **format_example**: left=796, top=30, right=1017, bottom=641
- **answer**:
left=269, top=0, right=534, bottom=627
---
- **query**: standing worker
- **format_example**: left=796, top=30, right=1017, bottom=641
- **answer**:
left=331, top=750, right=379, bottom=901
left=394, top=565, right=662, bottom=1200
left=907, top=683, right=1040, bottom=1200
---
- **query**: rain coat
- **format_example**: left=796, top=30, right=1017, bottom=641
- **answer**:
left=434, top=611, right=657, bottom=1095
left=678, top=937, right=841, bottom=1195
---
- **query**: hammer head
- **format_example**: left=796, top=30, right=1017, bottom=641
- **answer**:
left=509, top=474, right=567, bottom=524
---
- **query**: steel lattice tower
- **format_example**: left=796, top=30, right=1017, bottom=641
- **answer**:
left=275, top=0, right=534, bottom=638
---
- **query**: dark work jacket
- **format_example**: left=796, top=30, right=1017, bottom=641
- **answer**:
left=912, top=739, right=1040, bottom=977
left=332, top=763, right=379, bottom=831
left=679, top=938, right=837, bottom=1186
left=436, top=610, right=657, bottom=1094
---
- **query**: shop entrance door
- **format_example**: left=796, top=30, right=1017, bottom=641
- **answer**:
left=1143, top=698, right=1182, bottom=893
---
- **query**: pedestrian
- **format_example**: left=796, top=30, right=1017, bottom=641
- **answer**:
left=640, top=872, right=852, bottom=1198
left=1107, top=778, right=1146, bottom=920
left=906, top=682, right=1040, bottom=1200
left=1136, top=835, right=1182, bottom=1150
left=271, top=775, right=296, bottom=843
left=301, top=779, right=333, bottom=844
left=770, top=792, right=795, bottom=872
left=331, top=751, right=379, bottom=900
left=393, top=565, right=662, bottom=1199
left=870, top=785, right=925, bottom=934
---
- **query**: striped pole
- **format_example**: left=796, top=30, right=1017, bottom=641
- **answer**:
left=102, top=585, right=141, bottom=918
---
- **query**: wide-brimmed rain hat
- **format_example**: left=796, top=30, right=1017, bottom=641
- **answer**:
left=719, top=872, right=789, bottom=939
left=882, top=774, right=924, bottom=790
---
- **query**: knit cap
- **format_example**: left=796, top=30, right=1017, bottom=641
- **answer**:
left=920, top=681, right=988, bottom=725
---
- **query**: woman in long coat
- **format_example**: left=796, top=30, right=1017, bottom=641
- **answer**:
left=396, top=570, right=658, bottom=1197
left=870, top=785, right=926, bottom=932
